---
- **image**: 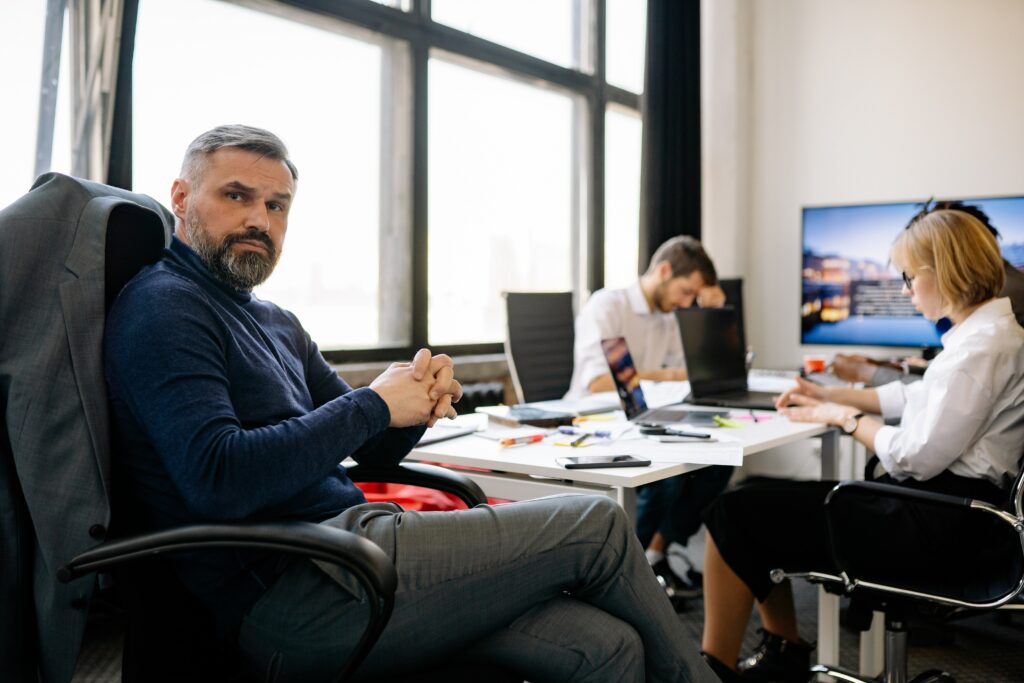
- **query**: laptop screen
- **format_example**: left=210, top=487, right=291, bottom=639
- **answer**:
left=600, top=337, right=649, bottom=420
left=675, top=307, right=748, bottom=396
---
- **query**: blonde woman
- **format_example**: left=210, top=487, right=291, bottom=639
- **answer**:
left=699, top=208, right=1024, bottom=683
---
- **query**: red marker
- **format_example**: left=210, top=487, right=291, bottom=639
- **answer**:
left=500, top=434, right=544, bottom=447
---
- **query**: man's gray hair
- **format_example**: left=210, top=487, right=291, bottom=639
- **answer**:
left=180, top=124, right=299, bottom=185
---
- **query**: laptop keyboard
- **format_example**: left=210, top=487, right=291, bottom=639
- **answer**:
left=642, top=406, right=692, bottom=422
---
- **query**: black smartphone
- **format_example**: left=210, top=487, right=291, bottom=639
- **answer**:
left=556, top=455, right=652, bottom=469
left=638, top=426, right=711, bottom=439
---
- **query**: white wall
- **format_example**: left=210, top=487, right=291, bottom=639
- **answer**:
left=706, top=0, right=1024, bottom=370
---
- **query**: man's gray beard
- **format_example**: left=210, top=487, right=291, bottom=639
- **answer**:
left=184, top=213, right=278, bottom=291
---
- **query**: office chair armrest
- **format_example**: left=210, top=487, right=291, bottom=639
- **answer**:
left=58, top=522, right=397, bottom=682
left=347, top=462, right=488, bottom=508
left=58, top=521, right=396, bottom=593
left=824, top=480, right=976, bottom=510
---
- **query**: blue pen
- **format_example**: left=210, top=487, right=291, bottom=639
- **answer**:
left=557, top=426, right=611, bottom=438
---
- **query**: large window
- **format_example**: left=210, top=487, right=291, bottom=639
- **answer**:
left=431, top=1, right=579, bottom=69
left=0, top=2, right=71, bottom=211
left=604, top=107, right=643, bottom=289
left=428, top=59, right=574, bottom=344
left=123, top=0, right=646, bottom=359
left=606, top=0, right=647, bottom=93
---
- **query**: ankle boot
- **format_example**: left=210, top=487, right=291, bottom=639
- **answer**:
left=736, top=629, right=814, bottom=683
left=701, top=651, right=744, bottom=683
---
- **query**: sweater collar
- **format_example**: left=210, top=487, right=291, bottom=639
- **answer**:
left=168, top=237, right=253, bottom=304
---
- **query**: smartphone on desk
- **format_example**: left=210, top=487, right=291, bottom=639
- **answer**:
left=557, top=455, right=652, bottom=469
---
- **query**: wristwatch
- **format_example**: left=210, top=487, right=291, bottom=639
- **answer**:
left=841, top=412, right=865, bottom=435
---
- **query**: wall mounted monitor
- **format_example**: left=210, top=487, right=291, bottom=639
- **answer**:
left=801, top=196, right=1024, bottom=348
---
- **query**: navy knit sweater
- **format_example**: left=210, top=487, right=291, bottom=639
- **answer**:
left=104, top=237, right=424, bottom=627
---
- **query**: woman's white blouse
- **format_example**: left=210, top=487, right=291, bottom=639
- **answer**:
left=874, top=297, right=1024, bottom=487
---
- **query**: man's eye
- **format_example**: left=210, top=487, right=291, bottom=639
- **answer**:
left=226, top=192, right=243, bottom=201
left=268, top=202, right=284, bottom=212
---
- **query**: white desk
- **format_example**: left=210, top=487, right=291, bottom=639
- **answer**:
left=410, top=409, right=835, bottom=519
left=409, top=379, right=849, bottom=673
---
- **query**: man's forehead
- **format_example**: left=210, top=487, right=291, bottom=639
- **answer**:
left=204, top=148, right=295, bottom=188
left=671, top=271, right=705, bottom=288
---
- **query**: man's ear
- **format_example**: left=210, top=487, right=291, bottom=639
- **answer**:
left=170, top=178, right=190, bottom=222
left=655, top=261, right=673, bottom=282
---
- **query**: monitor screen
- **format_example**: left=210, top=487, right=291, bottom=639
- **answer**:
left=801, top=196, right=1024, bottom=348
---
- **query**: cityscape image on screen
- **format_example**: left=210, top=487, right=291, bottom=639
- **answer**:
left=801, top=196, right=1024, bottom=348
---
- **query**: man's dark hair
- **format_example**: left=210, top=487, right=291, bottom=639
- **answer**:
left=645, top=235, right=717, bottom=285
left=181, top=124, right=299, bottom=186
left=908, top=198, right=1000, bottom=240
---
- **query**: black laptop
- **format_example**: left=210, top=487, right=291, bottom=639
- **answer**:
left=675, top=307, right=779, bottom=411
left=600, top=337, right=724, bottom=425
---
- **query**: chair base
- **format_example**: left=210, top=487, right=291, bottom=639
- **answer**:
left=811, top=663, right=955, bottom=683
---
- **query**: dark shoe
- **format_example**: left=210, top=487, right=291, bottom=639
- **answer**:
left=652, top=558, right=703, bottom=610
left=736, top=629, right=813, bottom=683
left=702, top=651, right=744, bottom=683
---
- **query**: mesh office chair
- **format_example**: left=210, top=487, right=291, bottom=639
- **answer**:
left=1, top=173, right=518, bottom=683
left=503, top=291, right=575, bottom=403
left=772, top=460, right=1024, bottom=683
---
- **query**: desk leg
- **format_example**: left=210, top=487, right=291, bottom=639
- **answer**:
left=615, top=486, right=638, bottom=523
left=859, top=611, right=884, bottom=677
left=820, top=428, right=839, bottom=480
left=816, top=588, right=840, bottom=679
left=817, top=428, right=841, bottom=677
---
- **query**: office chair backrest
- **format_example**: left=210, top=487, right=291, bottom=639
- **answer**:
left=106, top=204, right=169, bottom=311
left=503, top=292, right=575, bottom=403
left=717, top=277, right=745, bottom=345
left=0, top=173, right=171, bottom=681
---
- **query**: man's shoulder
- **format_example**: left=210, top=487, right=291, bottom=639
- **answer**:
left=106, top=261, right=213, bottom=341
left=117, top=260, right=204, bottom=308
left=582, top=286, right=631, bottom=312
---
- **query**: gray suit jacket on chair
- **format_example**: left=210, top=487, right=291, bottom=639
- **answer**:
left=0, top=173, right=171, bottom=682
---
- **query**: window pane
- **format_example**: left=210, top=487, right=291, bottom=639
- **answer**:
left=431, top=0, right=577, bottom=68
left=604, top=107, right=642, bottom=289
left=133, top=0, right=406, bottom=350
left=429, top=59, right=574, bottom=345
left=606, top=0, right=646, bottom=93
left=0, top=3, right=71, bottom=210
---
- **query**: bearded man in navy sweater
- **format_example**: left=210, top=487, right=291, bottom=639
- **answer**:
left=104, top=125, right=717, bottom=683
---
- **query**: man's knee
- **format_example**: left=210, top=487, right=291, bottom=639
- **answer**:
left=572, top=495, right=629, bottom=533
left=575, top=620, right=644, bottom=682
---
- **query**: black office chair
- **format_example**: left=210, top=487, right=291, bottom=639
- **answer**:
left=1, top=174, right=518, bottom=683
left=717, top=277, right=745, bottom=348
left=503, top=291, right=575, bottom=403
left=772, top=461, right=1024, bottom=683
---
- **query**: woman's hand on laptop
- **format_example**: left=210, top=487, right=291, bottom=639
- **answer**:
left=780, top=395, right=858, bottom=427
left=775, top=376, right=831, bottom=410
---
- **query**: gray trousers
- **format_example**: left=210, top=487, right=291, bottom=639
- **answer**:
left=238, top=494, right=715, bottom=683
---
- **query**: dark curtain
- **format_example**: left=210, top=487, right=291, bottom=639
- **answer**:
left=638, top=0, right=701, bottom=271
left=106, top=0, right=140, bottom=189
